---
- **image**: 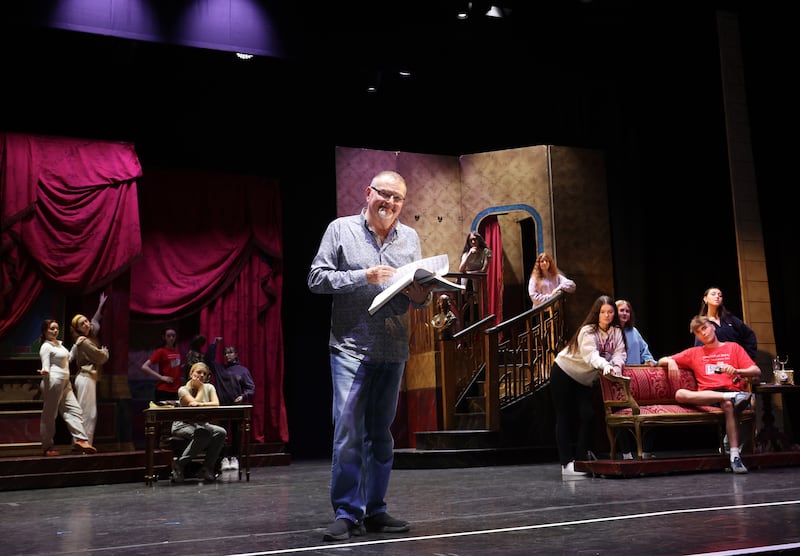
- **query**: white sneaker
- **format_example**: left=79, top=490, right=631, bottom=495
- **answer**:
left=220, top=457, right=231, bottom=471
left=561, top=461, right=588, bottom=478
left=622, top=452, right=633, bottom=460
left=229, top=456, right=239, bottom=470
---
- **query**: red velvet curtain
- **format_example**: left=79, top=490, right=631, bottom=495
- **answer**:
left=0, top=132, right=142, bottom=337
left=1, top=135, right=288, bottom=446
left=129, top=168, right=287, bottom=444
left=199, top=254, right=285, bottom=444
left=479, top=216, right=503, bottom=325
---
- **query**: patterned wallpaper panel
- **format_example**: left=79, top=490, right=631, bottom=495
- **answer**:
left=334, top=145, right=612, bottom=333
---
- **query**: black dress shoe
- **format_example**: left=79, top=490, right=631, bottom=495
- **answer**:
left=323, top=518, right=365, bottom=541
left=364, top=513, right=410, bottom=533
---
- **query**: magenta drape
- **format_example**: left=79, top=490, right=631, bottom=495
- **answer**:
left=199, top=254, right=286, bottom=444
left=0, top=132, right=142, bottom=337
left=130, top=168, right=287, bottom=444
left=1, top=134, right=288, bottom=446
left=479, top=216, right=503, bottom=325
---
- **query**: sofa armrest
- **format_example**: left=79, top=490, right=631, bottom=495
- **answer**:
left=600, top=373, right=641, bottom=415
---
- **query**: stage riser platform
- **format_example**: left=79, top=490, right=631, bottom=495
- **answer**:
left=576, top=451, right=800, bottom=477
left=0, top=446, right=290, bottom=491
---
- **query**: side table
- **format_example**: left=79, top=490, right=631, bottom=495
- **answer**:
left=754, top=383, right=800, bottom=452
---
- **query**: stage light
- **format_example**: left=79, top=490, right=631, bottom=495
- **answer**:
left=485, top=6, right=504, bottom=18
left=459, top=3, right=508, bottom=20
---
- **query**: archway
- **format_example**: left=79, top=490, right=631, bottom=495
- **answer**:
left=470, top=204, right=544, bottom=320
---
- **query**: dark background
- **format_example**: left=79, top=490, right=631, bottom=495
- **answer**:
left=1, top=1, right=795, bottom=458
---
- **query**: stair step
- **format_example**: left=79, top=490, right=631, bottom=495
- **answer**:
left=452, top=412, right=487, bottom=430
left=414, top=429, right=498, bottom=451
left=464, top=396, right=485, bottom=412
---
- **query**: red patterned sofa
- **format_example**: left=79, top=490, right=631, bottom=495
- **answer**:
left=600, top=364, right=755, bottom=459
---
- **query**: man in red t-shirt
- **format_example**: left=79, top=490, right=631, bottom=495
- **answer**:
left=658, top=315, right=761, bottom=474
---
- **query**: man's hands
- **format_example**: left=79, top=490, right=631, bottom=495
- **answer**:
left=403, top=281, right=434, bottom=305
left=367, top=265, right=396, bottom=284
left=365, top=264, right=433, bottom=304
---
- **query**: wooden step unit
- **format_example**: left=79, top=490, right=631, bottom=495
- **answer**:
left=0, top=442, right=291, bottom=491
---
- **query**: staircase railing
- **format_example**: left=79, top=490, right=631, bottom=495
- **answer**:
left=436, top=293, right=567, bottom=431
left=438, top=314, right=496, bottom=430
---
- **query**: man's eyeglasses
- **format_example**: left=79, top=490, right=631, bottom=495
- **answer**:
left=370, top=185, right=405, bottom=203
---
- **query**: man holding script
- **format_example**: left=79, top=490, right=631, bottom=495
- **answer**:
left=308, top=170, right=437, bottom=541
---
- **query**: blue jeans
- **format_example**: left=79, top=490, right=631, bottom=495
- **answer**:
left=329, top=349, right=405, bottom=523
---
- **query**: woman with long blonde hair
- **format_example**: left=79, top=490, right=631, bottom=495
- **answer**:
left=528, top=252, right=576, bottom=306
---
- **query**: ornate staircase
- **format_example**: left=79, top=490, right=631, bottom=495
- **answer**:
left=395, top=296, right=566, bottom=468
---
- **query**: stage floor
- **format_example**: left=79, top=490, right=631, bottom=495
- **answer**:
left=4, top=458, right=800, bottom=555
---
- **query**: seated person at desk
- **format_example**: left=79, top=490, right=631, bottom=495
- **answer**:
left=170, top=362, right=227, bottom=483
left=657, top=315, right=760, bottom=474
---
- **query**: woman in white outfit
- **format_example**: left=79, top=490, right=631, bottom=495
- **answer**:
left=39, top=319, right=96, bottom=456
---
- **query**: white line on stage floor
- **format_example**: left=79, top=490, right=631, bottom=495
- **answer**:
left=228, top=499, right=800, bottom=556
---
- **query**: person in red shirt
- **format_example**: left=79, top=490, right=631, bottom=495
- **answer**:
left=657, top=315, right=760, bottom=474
left=140, top=327, right=182, bottom=402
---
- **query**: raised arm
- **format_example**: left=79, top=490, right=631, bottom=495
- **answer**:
left=92, top=292, right=108, bottom=324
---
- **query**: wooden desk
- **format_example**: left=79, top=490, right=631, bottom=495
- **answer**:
left=754, top=384, right=800, bottom=452
left=143, top=405, right=252, bottom=486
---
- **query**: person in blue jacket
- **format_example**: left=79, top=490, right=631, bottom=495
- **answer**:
left=615, top=299, right=657, bottom=459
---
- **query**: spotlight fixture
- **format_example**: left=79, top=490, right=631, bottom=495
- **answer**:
left=456, top=0, right=470, bottom=19
left=235, top=52, right=254, bottom=60
left=485, top=5, right=504, bottom=18
left=367, top=70, right=382, bottom=93
left=458, top=2, right=508, bottom=20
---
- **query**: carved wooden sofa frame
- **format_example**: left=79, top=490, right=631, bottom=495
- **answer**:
left=600, top=364, right=755, bottom=459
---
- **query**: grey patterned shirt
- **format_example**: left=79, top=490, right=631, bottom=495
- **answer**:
left=308, top=211, right=422, bottom=363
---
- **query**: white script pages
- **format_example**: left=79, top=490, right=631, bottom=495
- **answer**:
left=368, top=254, right=465, bottom=316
